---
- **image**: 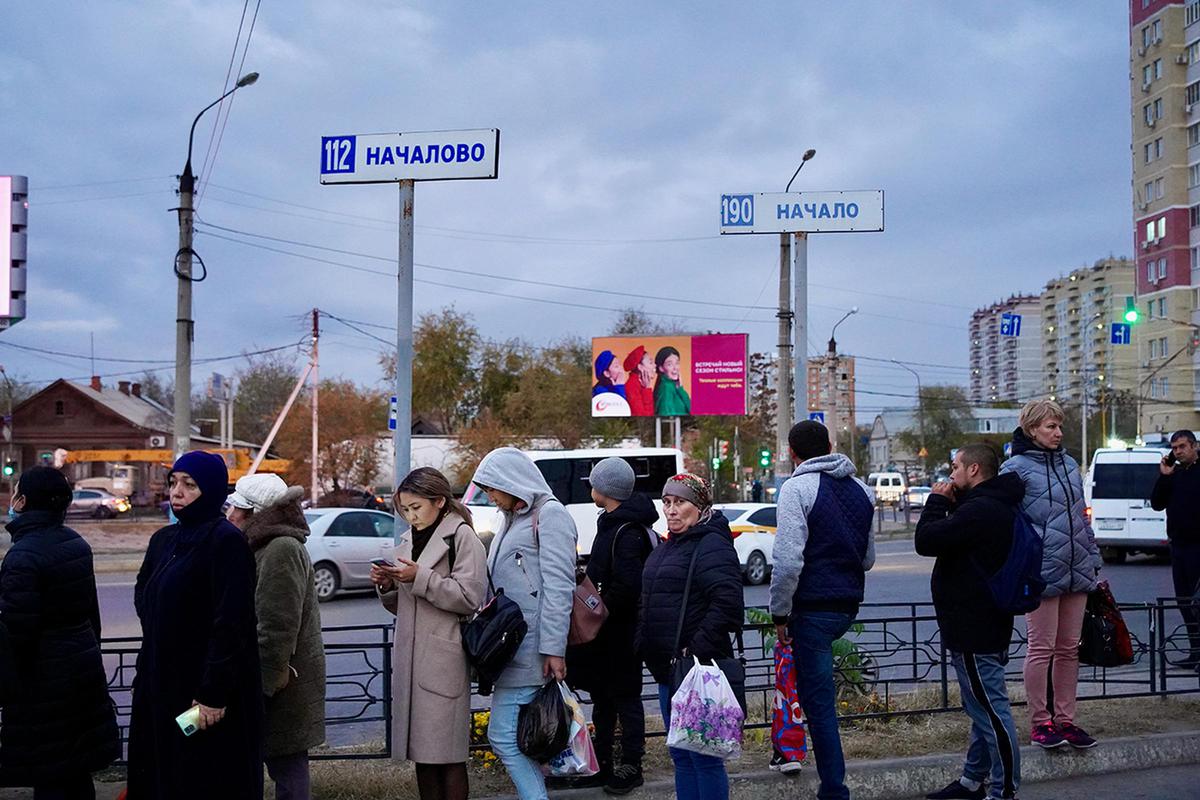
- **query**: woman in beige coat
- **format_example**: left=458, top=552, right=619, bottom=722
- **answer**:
left=371, top=467, right=487, bottom=800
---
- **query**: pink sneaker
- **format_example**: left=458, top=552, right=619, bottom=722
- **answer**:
left=1057, top=722, right=1097, bottom=749
left=1031, top=722, right=1066, bottom=749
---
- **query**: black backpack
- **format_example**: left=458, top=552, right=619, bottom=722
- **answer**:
left=460, top=579, right=527, bottom=696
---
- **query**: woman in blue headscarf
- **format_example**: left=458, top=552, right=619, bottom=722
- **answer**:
left=126, top=452, right=264, bottom=799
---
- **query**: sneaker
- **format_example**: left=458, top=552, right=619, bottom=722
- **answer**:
left=769, top=751, right=803, bottom=775
left=1057, top=722, right=1097, bottom=749
left=569, top=764, right=611, bottom=789
left=925, top=778, right=985, bottom=800
left=604, top=764, right=644, bottom=795
left=1030, top=722, right=1067, bottom=749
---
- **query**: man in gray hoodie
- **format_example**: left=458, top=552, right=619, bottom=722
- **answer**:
left=471, top=447, right=578, bottom=800
left=769, top=421, right=875, bottom=800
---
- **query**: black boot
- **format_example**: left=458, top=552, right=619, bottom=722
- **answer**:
left=604, top=763, right=644, bottom=795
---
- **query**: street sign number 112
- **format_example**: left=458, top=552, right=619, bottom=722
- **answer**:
left=322, top=136, right=356, bottom=175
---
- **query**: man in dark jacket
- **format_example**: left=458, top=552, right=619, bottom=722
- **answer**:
left=569, top=457, right=658, bottom=794
left=1151, top=429, right=1200, bottom=668
left=769, top=421, right=874, bottom=799
left=0, top=467, right=120, bottom=797
left=916, top=444, right=1023, bottom=800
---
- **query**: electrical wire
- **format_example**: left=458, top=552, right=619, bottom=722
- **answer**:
left=195, top=0, right=251, bottom=192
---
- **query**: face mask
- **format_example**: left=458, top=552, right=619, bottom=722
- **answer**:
left=7, top=506, right=19, bottom=519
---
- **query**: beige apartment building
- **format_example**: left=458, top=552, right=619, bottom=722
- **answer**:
left=969, top=294, right=1042, bottom=404
left=807, top=354, right=855, bottom=437
left=1130, top=0, right=1200, bottom=436
left=1041, top=259, right=1138, bottom=409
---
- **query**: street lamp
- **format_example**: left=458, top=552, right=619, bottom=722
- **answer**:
left=825, top=307, right=857, bottom=454
left=774, top=148, right=817, bottom=483
left=890, top=359, right=927, bottom=477
left=173, top=72, right=259, bottom=458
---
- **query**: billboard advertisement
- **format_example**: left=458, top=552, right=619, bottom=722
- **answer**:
left=591, top=333, right=748, bottom=417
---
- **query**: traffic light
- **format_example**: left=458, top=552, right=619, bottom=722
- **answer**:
left=1124, top=296, right=1140, bottom=324
left=2, top=461, right=14, bottom=477
left=718, top=440, right=729, bottom=459
left=759, top=448, right=771, bottom=467
left=711, top=456, right=721, bottom=470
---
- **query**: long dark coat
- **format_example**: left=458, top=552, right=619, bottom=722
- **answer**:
left=126, top=517, right=264, bottom=799
left=0, top=510, right=120, bottom=785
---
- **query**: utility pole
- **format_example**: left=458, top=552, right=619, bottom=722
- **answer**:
left=173, top=72, right=259, bottom=460
left=891, top=360, right=926, bottom=476
left=311, top=308, right=320, bottom=506
left=395, top=181, right=415, bottom=494
left=827, top=344, right=839, bottom=453
left=1081, top=383, right=1089, bottom=474
left=774, top=231, right=793, bottom=483
left=793, top=231, right=808, bottom=424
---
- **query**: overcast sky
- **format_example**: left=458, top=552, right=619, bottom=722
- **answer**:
left=1, top=1, right=1133, bottom=420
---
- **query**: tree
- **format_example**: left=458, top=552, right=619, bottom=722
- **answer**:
left=380, top=308, right=480, bottom=433
left=610, top=307, right=682, bottom=336
left=233, top=352, right=302, bottom=445
left=897, top=385, right=975, bottom=473
left=275, top=379, right=386, bottom=494
left=500, top=338, right=593, bottom=448
left=473, top=338, right=527, bottom=421
left=136, top=371, right=172, bottom=407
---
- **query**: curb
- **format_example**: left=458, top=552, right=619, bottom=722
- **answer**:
left=480, top=730, right=1200, bottom=800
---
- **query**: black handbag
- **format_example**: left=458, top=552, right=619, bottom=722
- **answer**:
left=667, top=543, right=747, bottom=714
left=461, top=524, right=529, bottom=696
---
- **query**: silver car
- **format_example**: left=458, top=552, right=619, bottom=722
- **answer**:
left=302, top=507, right=398, bottom=601
left=68, top=489, right=131, bottom=519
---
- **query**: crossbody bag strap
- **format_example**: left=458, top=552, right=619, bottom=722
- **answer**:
left=671, top=542, right=704, bottom=657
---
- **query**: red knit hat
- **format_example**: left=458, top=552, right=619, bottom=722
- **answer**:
left=623, top=345, right=647, bottom=373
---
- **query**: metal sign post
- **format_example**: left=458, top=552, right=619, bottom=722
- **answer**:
left=719, top=187, right=884, bottom=479
left=321, top=129, right=499, bottom=536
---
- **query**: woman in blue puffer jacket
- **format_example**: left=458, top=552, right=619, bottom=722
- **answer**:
left=1000, top=399, right=1101, bottom=751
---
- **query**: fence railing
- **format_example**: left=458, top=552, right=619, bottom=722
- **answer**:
left=96, top=599, right=1200, bottom=760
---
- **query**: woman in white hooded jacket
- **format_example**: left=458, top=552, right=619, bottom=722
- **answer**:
left=470, top=447, right=578, bottom=800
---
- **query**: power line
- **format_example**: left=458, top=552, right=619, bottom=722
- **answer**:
left=33, top=177, right=172, bottom=192
left=34, top=189, right=172, bottom=206
left=195, top=0, right=251, bottom=194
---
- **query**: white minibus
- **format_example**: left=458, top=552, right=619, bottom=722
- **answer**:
left=1084, top=446, right=1170, bottom=564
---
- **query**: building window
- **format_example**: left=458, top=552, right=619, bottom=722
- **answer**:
left=1191, top=206, right=1200, bottom=228
left=1145, top=64, right=1155, bottom=86
left=1160, top=256, right=1169, bottom=278
left=1145, top=103, right=1155, bottom=126
left=1162, top=336, right=1170, bottom=355
left=1190, top=124, right=1200, bottom=148
left=1192, top=246, right=1200, bottom=269
left=1155, top=97, right=1164, bottom=118
left=1156, top=58, right=1164, bottom=79
left=1157, top=137, right=1165, bottom=158
left=1159, top=297, right=1167, bottom=317
left=54, top=400, right=64, bottom=416
left=1151, top=338, right=1159, bottom=359
left=1145, top=180, right=1156, bottom=201
left=1158, top=217, right=1167, bottom=240
left=1189, top=1, right=1200, bottom=26
left=1162, top=377, right=1170, bottom=396
left=1146, top=220, right=1156, bottom=242
left=1155, top=19, right=1163, bottom=42
left=1189, top=81, right=1200, bottom=106
left=1144, top=25, right=1152, bottom=49
left=1190, top=39, right=1200, bottom=63
left=1149, top=300, right=1156, bottom=320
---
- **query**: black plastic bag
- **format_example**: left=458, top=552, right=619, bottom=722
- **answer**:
left=517, top=680, right=571, bottom=763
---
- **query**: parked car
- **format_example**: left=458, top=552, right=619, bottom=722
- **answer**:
left=67, top=488, right=131, bottom=519
left=906, top=486, right=932, bottom=508
left=867, top=472, right=907, bottom=505
left=714, top=503, right=777, bottom=586
left=317, top=488, right=389, bottom=511
left=303, top=507, right=398, bottom=601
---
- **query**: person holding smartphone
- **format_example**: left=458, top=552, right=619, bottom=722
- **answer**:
left=369, top=468, right=487, bottom=800
left=1151, top=430, right=1200, bottom=670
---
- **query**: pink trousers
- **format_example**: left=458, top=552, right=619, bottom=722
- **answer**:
left=1023, top=592, right=1088, bottom=729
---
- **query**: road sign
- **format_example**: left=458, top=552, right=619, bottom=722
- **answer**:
left=1111, top=323, right=1131, bottom=345
left=999, top=312, right=1022, bottom=337
left=808, top=411, right=826, bottom=424
left=718, top=190, right=884, bottom=234
left=319, top=129, right=500, bottom=184
left=918, top=447, right=928, bottom=458
left=388, top=395, right=397, bottom=431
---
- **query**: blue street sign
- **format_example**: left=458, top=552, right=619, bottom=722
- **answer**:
left=808, top=411, right=825, bottom=424
left=388, top=395, right=397, bottom=431
left=999, top=312, right=1022, bottom=337
left=1003, top=442, right=1012, bottom=458
left=1111, top=322, right=1131, bottom=345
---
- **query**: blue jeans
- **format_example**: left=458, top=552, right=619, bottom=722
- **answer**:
left=658, top=684, right=729, bottom=800
left=487, top=685, right=548, bottom=800
left=790, top=611, right=854, bottom=800
left=951, top=652, right=1020, bottom=800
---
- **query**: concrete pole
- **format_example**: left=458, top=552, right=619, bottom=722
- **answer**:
left=311, top=309, right=320, bottom=505
left=774, top=233, right=793, bottom=482
left=394, top=181, right=415, bottom=533
left=173, top=173, right=194, bottom=460
left=793, top=232, right=808, bottom=424
left=828, top=347, right=840, bottom=453
left=1081, top=387, right=1088, bottom=474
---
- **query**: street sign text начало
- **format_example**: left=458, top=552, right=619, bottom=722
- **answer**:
left=320, top=129, right=500, bottom=184
left=718, top=190, right=884, bottom=234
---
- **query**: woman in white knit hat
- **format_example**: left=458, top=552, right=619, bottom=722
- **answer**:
left=227, top=473, right=326, bottom=800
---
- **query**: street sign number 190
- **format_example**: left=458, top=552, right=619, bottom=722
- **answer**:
left=321, top=136, right=356, bottom=174
left=721, top=194, right=754, bottom=227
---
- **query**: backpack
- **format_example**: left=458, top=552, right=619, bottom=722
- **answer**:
left=978, top=509, right=1046, bottom=614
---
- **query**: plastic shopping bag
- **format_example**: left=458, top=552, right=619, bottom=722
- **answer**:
left=666, top=656, right=744, bottom=760
left=546, top=682, right=600, bottom=777
left=517, top=679, right=571, bottom=763
left=771, top=641, right=807, bottom=762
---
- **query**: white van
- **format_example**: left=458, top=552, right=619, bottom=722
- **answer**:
left=866, top=472, right=907, bottom=505
left=461, top=447, right=684, bottom=559
left=1084, top=446, right=1170, bottom=564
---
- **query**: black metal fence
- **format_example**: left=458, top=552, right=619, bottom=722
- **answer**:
left=98, top=599, right=1200, bottom=761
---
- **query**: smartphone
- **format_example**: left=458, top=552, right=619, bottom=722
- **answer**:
left=371, top=558, right=394, bottom=568
left=176, top=706, right=201, bottom=737
left=1166, top=453, right=1178, bottom=466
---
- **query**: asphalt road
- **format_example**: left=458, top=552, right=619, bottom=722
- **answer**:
left=898, top=763, right=1200, bottom=799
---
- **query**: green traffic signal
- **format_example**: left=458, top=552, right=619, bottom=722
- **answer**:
left=1124, top=296, right=1139, bottom=324
left=711, top=457, right=721, bottom=470
left=758, top=448, right=771, bottom=467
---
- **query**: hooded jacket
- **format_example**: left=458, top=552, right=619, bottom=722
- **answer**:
left=1000, top=427, right=1101, bottom=597
left=769, top=454, right=876, bottom=622
left=0, top=510, right=120, bottom=784
left=915, top=473, right=1025, bottom=654
left=242, top=487, right=326, bottom=759
left=636, top=513, right=744, bottom=685
left=568, top=493, right=660, bottom=695
left=471, top=448, right=578, bottom=688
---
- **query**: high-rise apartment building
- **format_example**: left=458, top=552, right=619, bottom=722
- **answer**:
left=1130, top=0, right=1200, bottom=436
left=807, top=354, right=856, bottom=434
left=969, top=295, right=1042, bottom=404
left=1040, top=259, right=1137, bottom=407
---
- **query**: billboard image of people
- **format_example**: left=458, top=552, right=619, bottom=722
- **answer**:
left=591, top=334, right=748, bottom=417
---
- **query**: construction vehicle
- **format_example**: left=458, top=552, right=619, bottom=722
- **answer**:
left=63, top=448, right=292, bottom=500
